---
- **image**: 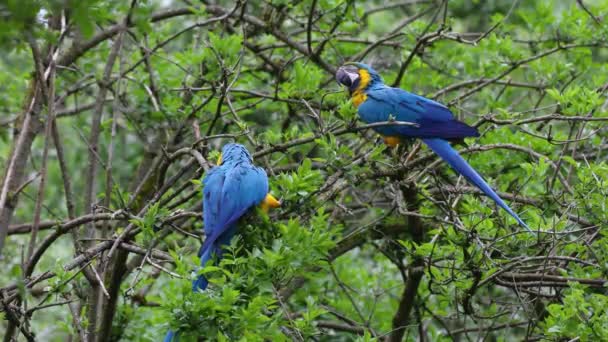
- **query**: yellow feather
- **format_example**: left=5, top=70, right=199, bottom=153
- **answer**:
left=355, top=69, right=371, bottom=93
left=351, top=69, right=371, bottom=107
left=352, top=93, right=367, bottom=107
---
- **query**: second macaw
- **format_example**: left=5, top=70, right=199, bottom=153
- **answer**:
left=336, top=62, right=531, bottom=232
left=164, top=143, right=280, bottom=342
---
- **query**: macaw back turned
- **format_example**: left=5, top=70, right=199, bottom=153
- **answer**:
left=336, top=62, right=531, bottom=232
left=164, top=143, right=280, bottom=341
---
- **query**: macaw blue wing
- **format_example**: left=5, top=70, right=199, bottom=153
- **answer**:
left=360, top=86, right=479, bottom=139
left=202, top=167, right=226, bottom=237
left=205, top=164, right=268, bottom=247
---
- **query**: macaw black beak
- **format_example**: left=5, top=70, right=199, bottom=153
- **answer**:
left=336, top=66, right=360, bottom=89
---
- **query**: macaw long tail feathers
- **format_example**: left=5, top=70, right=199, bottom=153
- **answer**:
left=422, top=138, right=532, bottom=233
left=164, top=330, right=177, bottom=342
left=192, top=245, right=215, bottom=291
left=192, top=274, right=209, bottom=291
left=165, top=245, right=216, bottom=341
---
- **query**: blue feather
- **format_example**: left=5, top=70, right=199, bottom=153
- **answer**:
left=164, top=330, right=177, bottom=342
left=423, top=138, right=531, bottom=232
left=359, top=87, right=479, bottom=139
left=192, top=246, right=213, bottom=291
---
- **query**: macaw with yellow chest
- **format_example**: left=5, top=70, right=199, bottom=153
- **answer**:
left=164, top=143, right=280, bottom=342
left=336, top=62, right=531, bottom=232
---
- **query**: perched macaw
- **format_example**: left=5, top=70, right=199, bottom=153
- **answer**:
left=336, top=62, right=531, bottom=232
left=164, top=143, right=280, bottom=342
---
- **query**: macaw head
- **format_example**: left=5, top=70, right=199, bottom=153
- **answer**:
left=336, top=62, right=383, bottom=93
left=217, top=143, right=252, bottom=165
left=216, top=143, right=282, bottom=212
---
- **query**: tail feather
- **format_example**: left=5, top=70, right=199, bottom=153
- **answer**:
left=164, top=330, right=177, bottom=342
left=192, top=245, right=214, bottom=291
left=422, top=138, right=532, bottom=233
left=165, top=246, right=215, bottom=341
left=166, top=226, right=237, bottom=339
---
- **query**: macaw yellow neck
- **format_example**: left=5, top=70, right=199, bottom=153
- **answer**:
left=351, top=69, right=371, bottom=107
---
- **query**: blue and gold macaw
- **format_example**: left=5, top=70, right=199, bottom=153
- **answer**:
left=194, top=143, right=280, bottom=290
left=336, top=62, right=531, bottom=232
left=165, top=143, right=280, bottom=342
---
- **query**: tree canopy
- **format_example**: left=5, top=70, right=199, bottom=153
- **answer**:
left=1, top=0, right=608, bottom=341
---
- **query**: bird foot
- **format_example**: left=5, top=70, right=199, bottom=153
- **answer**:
left=383, top=136, right=401, bottom=147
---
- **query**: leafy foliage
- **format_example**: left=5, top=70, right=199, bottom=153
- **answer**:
left=1, top=0, right=608, bottom=341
